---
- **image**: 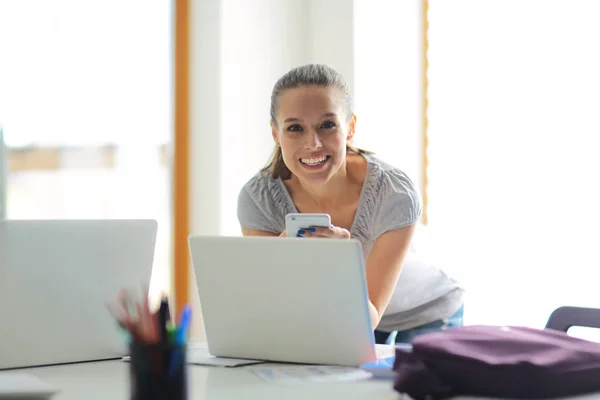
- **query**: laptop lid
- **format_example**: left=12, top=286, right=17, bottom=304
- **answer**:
left=0, top=219, right=157, bottom=370
left=188, top=235, right=376, bottom=367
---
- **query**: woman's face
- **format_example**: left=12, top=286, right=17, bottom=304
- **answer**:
left=272, top=85, right=355, bottom=184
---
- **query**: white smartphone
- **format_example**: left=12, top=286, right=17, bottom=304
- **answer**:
left=285, top=213, right=331, bottom=237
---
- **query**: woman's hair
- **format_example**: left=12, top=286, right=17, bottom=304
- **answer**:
left=264, top=64, right=371, bottom=180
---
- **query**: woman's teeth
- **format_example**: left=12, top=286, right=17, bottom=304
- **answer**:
left=300, top=156, right=328, bottom=165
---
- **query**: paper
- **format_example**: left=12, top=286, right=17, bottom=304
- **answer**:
left=250, top=365, right=373, bottom=384
left=375, top=344, right=395, bottom=358
left=249, top=345, right=406, bottom=384
left=376, top=343, right=411, bottom=357
left=0, top=373, right=58, bottom=398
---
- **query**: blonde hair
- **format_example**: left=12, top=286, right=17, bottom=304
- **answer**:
left=264, top=64, right=371, bottom=180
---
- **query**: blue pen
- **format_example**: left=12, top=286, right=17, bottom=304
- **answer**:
left=168, top=305, right=192, bottom=379
left=175, top=306, right=192, bottom=344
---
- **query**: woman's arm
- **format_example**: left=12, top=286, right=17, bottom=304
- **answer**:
left=364, top=223, right=417, bottom=329
left=288, top=223, right=416, bottom=328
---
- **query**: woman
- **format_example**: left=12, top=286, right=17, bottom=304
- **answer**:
left=237, top=64, right=464, bottom=344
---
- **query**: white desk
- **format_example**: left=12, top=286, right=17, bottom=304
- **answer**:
left=8, top=359, right=600, bottom=400
left=10, top=360, right=399, bottom=400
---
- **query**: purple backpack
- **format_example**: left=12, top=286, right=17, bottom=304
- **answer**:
left=392, top=325, right=600, bottom=399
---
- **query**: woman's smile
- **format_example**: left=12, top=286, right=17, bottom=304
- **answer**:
left=299, top=155, right=331, bottom=170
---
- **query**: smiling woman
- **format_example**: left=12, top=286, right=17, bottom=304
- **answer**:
left=236, top=64, right=465, bottom=344
left=264, top=66, right=369, bottom=182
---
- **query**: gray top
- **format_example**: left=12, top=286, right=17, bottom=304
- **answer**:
left=237, top=153, right=464, bottom=331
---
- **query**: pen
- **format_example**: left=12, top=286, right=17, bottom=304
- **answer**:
left=168, top=305, right=192, bottom=379
left=167, top=322, right=177, bottom=344
left=158, top=296, right=171, bottom=345
left=176, top=306, right=192, bottom=344
left=163, top=295, right=171, bottom=321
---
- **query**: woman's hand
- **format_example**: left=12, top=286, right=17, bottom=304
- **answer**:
left=296, top=225, right=351, bottom=239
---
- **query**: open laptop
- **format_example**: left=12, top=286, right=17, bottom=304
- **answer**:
left=188, top=235, right=377, bottom=367
left=0, top=219, right=157, bottom=370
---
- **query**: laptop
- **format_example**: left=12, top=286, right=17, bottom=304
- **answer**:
left=188, top=235, right=377, bottom=366
left=0, top=219, right=158, bottom=370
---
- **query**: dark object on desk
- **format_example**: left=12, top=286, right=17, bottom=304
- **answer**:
left=158, top=297, right=172, bottom=345
left=545, top=305, right=600, bottom=332
left=392, top=324, right=600, bottom=400
left=129, top=341, right=187, bottom=400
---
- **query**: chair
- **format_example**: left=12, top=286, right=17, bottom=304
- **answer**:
left=545, top=306, right=600, bottom=332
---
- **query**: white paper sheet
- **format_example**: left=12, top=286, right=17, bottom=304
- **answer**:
left=250, top=365, right=373, bottom=384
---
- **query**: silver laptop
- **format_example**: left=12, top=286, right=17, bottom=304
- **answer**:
left=0, top=219, right=157, bottom=370
left=188, top=235, right=377, bottom=366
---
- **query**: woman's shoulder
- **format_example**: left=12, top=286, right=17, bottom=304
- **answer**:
left=360, top=154, right=423, bottom=236
left=240, top=169, right=274, bottom=194
left=363, top=154, right=420, bottom=196
left=237, top=169, right=291, bottom=232
left=238, top=169, right=285, bottom=209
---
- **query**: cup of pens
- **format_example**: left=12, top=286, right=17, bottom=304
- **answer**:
left=107, top=288, right=192, bottom=400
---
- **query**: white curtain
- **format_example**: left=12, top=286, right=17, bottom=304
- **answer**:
left=427, top=0, right=600, bottom=330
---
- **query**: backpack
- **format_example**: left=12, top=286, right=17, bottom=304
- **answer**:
left=392, top=325, right=600, bottom=399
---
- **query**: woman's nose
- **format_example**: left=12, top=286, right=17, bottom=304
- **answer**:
left=303, top=131, right=323, bottom=150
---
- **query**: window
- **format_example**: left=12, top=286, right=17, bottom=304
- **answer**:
left=0, top=0, right=173, bottom=299
left=353, top=0, right=422, bottom=183
left=427, top=0, right=600, bottom=328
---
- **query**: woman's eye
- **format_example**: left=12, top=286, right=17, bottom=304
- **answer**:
left=320, top=121, right=336, bottom=129
left=287, top=124, right=303, bottom=132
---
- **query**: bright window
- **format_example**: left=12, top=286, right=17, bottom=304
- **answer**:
left=0, top=0, right=173, bottom=300
left=427, top=0, right=600, bottom=329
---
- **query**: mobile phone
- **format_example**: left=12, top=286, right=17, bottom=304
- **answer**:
left=285, top=213, right=331, bottom=237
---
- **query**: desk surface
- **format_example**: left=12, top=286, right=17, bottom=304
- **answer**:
left=11, top=360, right=399, bottom=400
left=7, top=359, right=600, bottom=400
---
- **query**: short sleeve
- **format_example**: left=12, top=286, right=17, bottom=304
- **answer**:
left=372, top=169, right=423, bottom=238
left=236, top=175, right=282, bottom=234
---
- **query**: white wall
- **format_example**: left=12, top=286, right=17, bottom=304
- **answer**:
left=190, top=0, right=222, bottom=238
left=354, top=0, right=423, bottom=190
left=188, top=0, right=223, bottom=340
left=307, top=0, right=354, bottom=92
left=188, top=0, right=423, bottom=339
left=219, top=0, right=310, bottom=236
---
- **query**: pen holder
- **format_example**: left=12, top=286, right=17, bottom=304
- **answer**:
left=128, top=341, right=188, bottom=400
